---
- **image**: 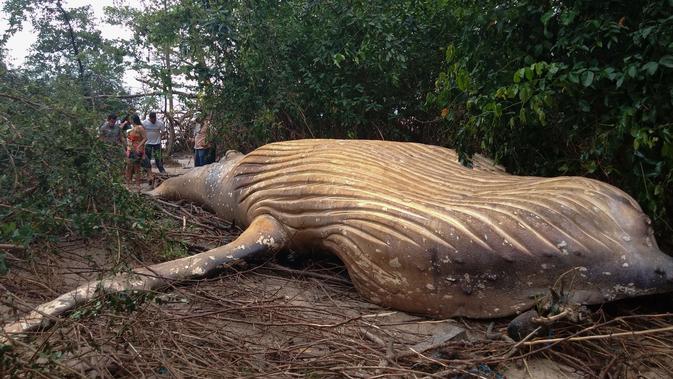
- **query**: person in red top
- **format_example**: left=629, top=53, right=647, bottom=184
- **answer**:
left=125, top=115, right=147, bottom=192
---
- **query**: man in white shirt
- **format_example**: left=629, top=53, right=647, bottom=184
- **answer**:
left=142, top=111, right=167, bottom=174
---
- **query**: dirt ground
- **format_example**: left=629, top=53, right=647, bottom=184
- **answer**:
left=2, top=155, right=673, bottom=378
left=1, top=244, right=584, bottom=378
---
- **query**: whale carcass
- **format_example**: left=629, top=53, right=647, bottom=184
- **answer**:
left=3, top=139, right=673, bottom=338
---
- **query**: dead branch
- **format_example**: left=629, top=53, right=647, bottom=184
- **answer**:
left=524, top=325, right=673, bottom=346
left=0, top=244, right=26, bottom=252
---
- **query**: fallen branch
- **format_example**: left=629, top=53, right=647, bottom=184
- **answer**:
left=531, top=309, right=570, bottom=326
left=0, top=244, right=26, bottom=252
left=84, top=90, right=197, bottom=100
left=524, top=325, right=673, bottom=346
left=266, top=263, right=352, bottom=286
left=85, top=92, right=163, bottom=100
left=126, top=78, right=199, bottom=98
left=0, top=93, right=78, bottom=119
left=0, top=93, right=43, bottom=108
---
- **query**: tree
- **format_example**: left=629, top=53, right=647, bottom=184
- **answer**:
left=429, top=0, right=673, bottom=243
left=114, top=0, right=455, bottom=150
left=106, top=0, right=191, bottom=154
left=2, top=0, right=127, bottom=107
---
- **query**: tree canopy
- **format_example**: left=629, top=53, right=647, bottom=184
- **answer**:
left=1, top=0, right=672, bottom=246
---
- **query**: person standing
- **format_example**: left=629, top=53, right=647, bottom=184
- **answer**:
left=98, top=113, right=124, bottom=146
left=192, top=117, right=212, bottom=167
left=125, top=115, right=147, bottom=192
left=142, top=111, right=167, bottom=174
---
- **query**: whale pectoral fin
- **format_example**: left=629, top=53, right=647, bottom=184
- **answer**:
left=1, top=215, right=289, bottom=342
left=183, top=214, right=289, bottom=270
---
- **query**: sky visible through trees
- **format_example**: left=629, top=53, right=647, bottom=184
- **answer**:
left=1, top=0, right=145, bottom=90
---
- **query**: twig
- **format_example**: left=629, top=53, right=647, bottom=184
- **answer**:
left=0, top=244, right=26, bottom=252
left=266, top=263, right=352, bottom=286
left=532, top=309, right=570, bottom=326
left=524, top=325, right=673, bottom=346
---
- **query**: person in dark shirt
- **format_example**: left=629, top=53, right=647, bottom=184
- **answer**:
left=98, top=113, right=124, bottom=146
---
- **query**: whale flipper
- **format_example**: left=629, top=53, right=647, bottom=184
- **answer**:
left=1, top=215, right=289, bottom=342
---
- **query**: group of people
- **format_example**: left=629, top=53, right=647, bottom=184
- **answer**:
left=99, top=112, right=166, bottom=191
left=99, top=111, right=216, bottom=192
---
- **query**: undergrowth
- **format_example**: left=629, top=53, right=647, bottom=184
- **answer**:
left=0, top=68, right=166, bottom=274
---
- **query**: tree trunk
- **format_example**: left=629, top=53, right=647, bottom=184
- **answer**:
left=163, top=0, right=176, bottom=156
left=55, top=0, right=89, bottom=105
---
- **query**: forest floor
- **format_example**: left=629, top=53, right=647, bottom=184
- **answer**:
left=2, top=155, right=673, bottom=378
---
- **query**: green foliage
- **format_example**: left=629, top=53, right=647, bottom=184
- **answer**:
left=1, top=344, right=20, bottom=376
left=0, top=0, right=158, bottom=259
left=0, top=68, right=151, bottom=254
left=160, top=241, right=189, bottom=260
left=0, top=252, right=7, bottom=275
left=4, top=0, right=670, bottom=246
left=2, top=0, right=130, bottom=107
left=69, top=291, right=154, bottom=320
left=129, top=0, right=455, bottom=149
left=430, top=0, right=673, bottom=241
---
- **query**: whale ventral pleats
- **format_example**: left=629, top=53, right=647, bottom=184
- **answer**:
left=214, top=139, right=673, bottom=318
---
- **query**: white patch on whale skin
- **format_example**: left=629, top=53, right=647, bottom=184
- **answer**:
left=426, top=283, right=435, bottom=290
left=556, top=240, right=569, bottom=255
left=256, top=235, right=278, bottom=249
left=388, top=257, right=401, bottom=268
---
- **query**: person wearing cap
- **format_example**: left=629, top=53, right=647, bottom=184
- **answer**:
left=142, top=111, right=167, bottom=174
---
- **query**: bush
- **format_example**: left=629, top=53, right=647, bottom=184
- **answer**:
left=429, top=0, right=673, bottom=244
left=0, top=68, right=152, bottom=254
